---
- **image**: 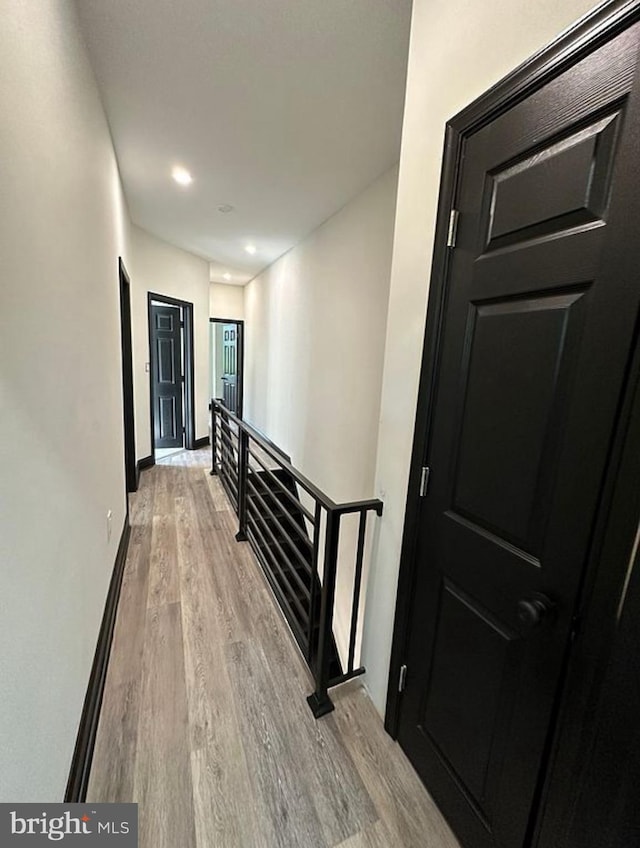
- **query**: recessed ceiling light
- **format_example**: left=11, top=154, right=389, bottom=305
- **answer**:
left=245, top=244, right=257, bottom=255
left=217, top=204, right=234, bottom=214
left=171, top=166, right=193, bottom=186
left=223, top=272, right=231, bottom=281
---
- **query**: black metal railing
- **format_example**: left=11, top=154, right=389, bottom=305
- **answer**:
left=211, top=399, right=383, bottom=717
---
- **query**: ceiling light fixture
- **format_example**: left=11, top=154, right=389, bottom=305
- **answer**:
left=223, top=272, right=231, bottom=281
left=171, top=166, right=193, bottom=186
left=245, top=244, right=257, bottom=255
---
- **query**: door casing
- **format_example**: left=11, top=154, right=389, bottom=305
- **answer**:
left=385, top=2, right=640, bottom=846
left=147, top=291, right=196, bottom=451
left=119, top=258, right=137, bottom=493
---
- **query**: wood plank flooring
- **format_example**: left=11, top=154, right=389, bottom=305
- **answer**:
left=88, top=448, right=460, bottom=848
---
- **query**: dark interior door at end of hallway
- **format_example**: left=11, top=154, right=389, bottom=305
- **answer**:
left=396, top=18, right=640, bottom=848
left=222, top=324, right=238, bottom=414
left=151, top=303, right=183, bottom=449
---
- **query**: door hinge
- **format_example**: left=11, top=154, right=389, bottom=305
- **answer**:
left=419, top=466, right=431, bottom=497
left=398, top=664, right=408, bottom=693
left=447, top=209, right=459, bottom=248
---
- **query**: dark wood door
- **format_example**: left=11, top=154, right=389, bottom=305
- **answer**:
left=398, top=22, right=640, bottom=848
left=222, top=323, right=238, bottom=413
left=151, top=303, right=183, bottom=448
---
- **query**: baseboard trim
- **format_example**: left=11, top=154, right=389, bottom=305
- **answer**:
left=135, top=455, right=154, bottom=485
left=193, top=436, right=210, bottom=449
left=64, top=517, right=131, bottom=802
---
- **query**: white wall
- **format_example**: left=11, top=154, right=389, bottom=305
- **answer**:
left=0, top=0, right=131, bottom=800
left=210, top=282, right=245, bottom=320
left=209, top=286, right=244, bottom=400
left=244, top=165, right=397, bottom=498
left=361, top=0, right=601, bottom=714
left=244, top=166, right=398, bottom=657
left=128, top=225, right=211, bottom=458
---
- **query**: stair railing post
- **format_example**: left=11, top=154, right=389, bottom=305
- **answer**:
left=307, top=508, right=341, bottom=718
left=306, top=501, right=323, bottom=664
left=347, top=508, right=368, bottom=674
left=210, top=400, right=217, bottom=476
left=235, top=427, right=249, bottom=542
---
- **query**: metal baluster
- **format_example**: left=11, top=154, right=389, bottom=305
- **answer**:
left=307, top=509, right=341, bottom=718
left=347, top=510, right=367, bottom=674
left=210, top=401, right=217, bottom=476
left=235, top=428, right=249, bottom=541
left=307, top=502, right=322, bottom=665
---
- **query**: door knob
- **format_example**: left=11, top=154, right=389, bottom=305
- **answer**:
left=517, top=593, right=556, bottom=628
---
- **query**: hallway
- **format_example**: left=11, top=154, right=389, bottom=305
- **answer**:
left=87, top=449, right=460, bottom=848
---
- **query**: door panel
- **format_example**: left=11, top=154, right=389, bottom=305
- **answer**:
left=398, top=22, right=640, bottom=848
left=151, top=304, right=183, bottom=449
left=486, top=112, right=621, bottom=249
left=159, top=396, right=177, bottom=440
left=421, top=580, right=518, bottom=808
left=453, top=290, right=587, bottom=552
left=158, top=337, right=177, bottom=384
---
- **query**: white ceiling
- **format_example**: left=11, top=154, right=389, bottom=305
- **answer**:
left=75, top=0, right=411, bottom=284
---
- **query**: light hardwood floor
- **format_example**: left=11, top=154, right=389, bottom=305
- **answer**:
left=88, top=448, right=460, bottom=848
